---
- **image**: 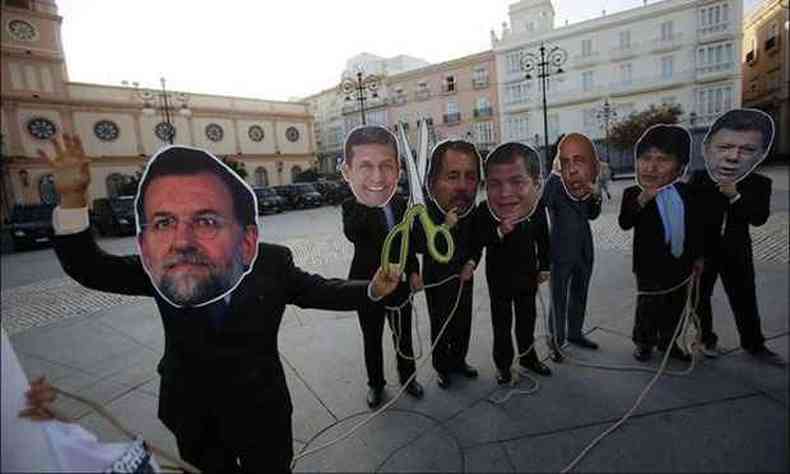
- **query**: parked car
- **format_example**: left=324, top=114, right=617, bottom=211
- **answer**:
left=274, top=184, right=323, bottom=209
left=91, top=196, right=136, bottom=236
left=252, top=186, right=286, bottom=215
left=313, top=181, right=347, bottom=205
left=330, top=181, right=353, bottom=204
left=8, top=204, right=56, bottom=251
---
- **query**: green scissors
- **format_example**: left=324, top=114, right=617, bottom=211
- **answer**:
left=381, top=119, right=454, bottom=273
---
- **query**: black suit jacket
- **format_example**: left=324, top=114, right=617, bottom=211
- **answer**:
left=687, top=170, right=771, bottom=255
left=618, top=183, right=704, bottom=291
left=341, top=195, right=419, bottom=307
left=54, top=230, right=369, bottom=433
left=540, top=173, right=601, bottom=266
left=413, top=199, right=478, bottom=283
left=468, top=201, right=550, bottom=297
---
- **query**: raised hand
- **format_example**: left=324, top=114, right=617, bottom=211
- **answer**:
left=18, top=375, right=68, bottom=422
left=499, top=215, right=517, bottom=236
left=637, top=187, right=658, bottom=208
left=445, top=207, right=459, bottom=229
left=371, top=264, right=402, bottom=300
left=717, top=182, right=738, bottom=199
left=37, top=134, right=92, bottom=208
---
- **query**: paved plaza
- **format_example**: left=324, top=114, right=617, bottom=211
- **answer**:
left=2, top=166, right=788, bottom=472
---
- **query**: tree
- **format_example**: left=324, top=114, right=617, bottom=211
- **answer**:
left=608, top=103, right=684, bottom=152
left=221, top=156, right=248, bottom=180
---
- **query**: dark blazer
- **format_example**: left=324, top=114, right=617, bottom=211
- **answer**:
left=540, top=173, right=601, bottom=266
left=468, top=201, right=550, bottom=297
left=341, top=195, right=419, bottom=306
left=53, top=230, right=369, bottom=435
left=687, top=170, right=772, bottom=253
left=414, top=199, right=479, bottom=282
left=618, top=183, right=704, bottom=290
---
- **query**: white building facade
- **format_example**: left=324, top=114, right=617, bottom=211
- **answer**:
left=493, top=0, right=743, bottom=155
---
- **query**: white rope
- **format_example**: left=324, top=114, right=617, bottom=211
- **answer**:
left=291, top=274, right=464, bottom=469
left=559, top=275, right=702, bottom=473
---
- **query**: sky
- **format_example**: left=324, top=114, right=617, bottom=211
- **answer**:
left=56, top=0, right=763, bottom=102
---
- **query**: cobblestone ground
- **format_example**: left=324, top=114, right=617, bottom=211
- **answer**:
left=2, top=209, right=787, bottom=337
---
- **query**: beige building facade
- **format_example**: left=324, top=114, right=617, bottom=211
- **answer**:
left=742, top=0, right=789, bottom=160
left=1, top=0, right=316, bottom=219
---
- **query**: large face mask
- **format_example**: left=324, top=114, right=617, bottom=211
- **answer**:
left=425, top=139, right=481, bottom=218
left=703, top=108, right=775, bottom=185
left=634, top=124, right=691, bottom=192
left=135, top=146, right=259, bottom=308
left=341, top=125, right=402, bottom=208
left=484, top=142, right=544, bottom=223
left=556, top=133, right=600, bottom=201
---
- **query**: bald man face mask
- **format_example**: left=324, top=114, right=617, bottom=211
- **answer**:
left=557, top=133, right=600, bottom=200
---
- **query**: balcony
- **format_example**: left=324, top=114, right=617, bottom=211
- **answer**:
left=698, top=22, right=733, bottom=43
left=572, top=51, right=602, bottom=69
left=696, top=62, right=735, bottom=82
left=608, top=70, right=695, bottom=97
left=391, top=95, right=407, bottom=106
left=473, top=107, right=494, bottom=118
left=473, top=77, right=489, bottom=89
left=649, top=33, right=685, bottom=53
left=765, top=36, right=777, bottom=53
left=441, top=85, right=457, bottom=95
left=746, top=50, right=756, bottom=65
left=609, top=43, right=640, bottom=61
left=443, top=112, right=462, bottom=125
left=415, top=89, right=431, bottom=101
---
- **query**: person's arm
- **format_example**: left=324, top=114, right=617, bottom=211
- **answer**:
left=535, top=205, right=551, bottom=272
left=618, top=186, right=644, bottom=231
left=585, top=191, right=602, bottom=220
left=727, top=176, right=772, bottom=227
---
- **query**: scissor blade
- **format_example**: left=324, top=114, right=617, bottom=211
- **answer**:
left=397, top=122, right=425, bottom=206
left=417, top=118, right=429, bottom=186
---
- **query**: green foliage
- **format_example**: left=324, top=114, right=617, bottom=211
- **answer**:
left=221, top=156, right=248, bottom=180
left=608, top=103, right=684, bottom=151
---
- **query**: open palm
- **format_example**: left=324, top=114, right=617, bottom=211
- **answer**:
left=37, top=134, right=92, bottom=204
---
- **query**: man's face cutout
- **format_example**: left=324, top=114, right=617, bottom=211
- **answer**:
left=426, top=140, right=481, bottom=217
left=341, top=125, right=401, bottom=208
left=557, top=133, right=600, bottom=200
left=703, top=108, right=775, bottom=184
left=135, top=146, right=259, bottom=308
left=635, top=124, right=690, bottom=192
left=484, top=142, right=543, bottom=223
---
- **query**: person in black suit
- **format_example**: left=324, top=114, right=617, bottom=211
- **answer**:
left=618, top=125, right=704, bottom=362
left=416, top=139, right=482, bottom=389
left=689, top=109, right=783, bottom=364
left=341, top=126, right=423, bottom=408
left=466, top=142, right=553, bottom=384
left=43, top=135, right=401, bottom=473
left=541, top=133, right=602, bottom=361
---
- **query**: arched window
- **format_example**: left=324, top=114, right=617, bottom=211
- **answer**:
left=291, top=165, right=303, bottom=182
left=106, top=173, right=125, bottom=198
left=38, top=174, right=58, bottom=204
left=255, top=167, right=269, bottom=187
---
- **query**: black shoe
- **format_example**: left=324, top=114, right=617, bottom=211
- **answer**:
left=496, top=370, right=512, bottom=385
left=748, top=345, right=786, bottom=366
left=403, top=380, right=424, bottom=399
left=437, top=372, right=451, bottom=389
left=367, top=387, right=384, bottom=409
left=666, top=345, right=692, bottom=362
left=520, top=358, right=552, bottom=377
left=568, top=336, right=599, bottom=350
left=458, top=363, right=478, bottom=378
left=633, top=346, right=652, bottom=362
left=547, top=341, right=564, bottom=363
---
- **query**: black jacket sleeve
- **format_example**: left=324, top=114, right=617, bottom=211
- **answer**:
left=618, top=186, right=643, bottom=231
left=730, top=175, right=771, bottom=227
left=534, top=205, right=551, bottom=272
left=285, top=246, right=370, bottom=310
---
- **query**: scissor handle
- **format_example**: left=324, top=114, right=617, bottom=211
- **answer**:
left=381, top=211, right=414, bottom=275
left=415, top=205, right=454, bottom=264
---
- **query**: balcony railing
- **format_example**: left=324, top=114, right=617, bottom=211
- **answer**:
left=697, top=61, right=734, bottom=78
left=572, top=51, right=602, bottom=68
left=473, top=107, right=494, bottom=118
left=699, top=22, right=729, bottom=36
left=650, top=33, right=684, bottom=53
left=443, top=112, right=462, bottom=125
left=472, top=77, right=489, bottom=89
left=610, top=43, right=640, bottom=61
left=415, top=89, right=431, bottom=101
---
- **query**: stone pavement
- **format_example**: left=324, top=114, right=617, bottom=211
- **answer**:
left=2, top=166, right=788, bottom=472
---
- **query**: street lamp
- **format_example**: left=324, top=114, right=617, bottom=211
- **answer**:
left=340, top=69, right=380, bottom=126
left=522, top=41, right=567, bottom=170
left=126, top=77, right=190, bottom=145
left=596, top=98, right=618, bottom=163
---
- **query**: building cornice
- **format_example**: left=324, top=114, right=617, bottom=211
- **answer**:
left=0, top=6, right=62, bottom=23
left=386, top=50, right=494, bottom=84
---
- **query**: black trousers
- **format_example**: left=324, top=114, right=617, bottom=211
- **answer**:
left=425, top=278, right=474, bottom=374
left=490, top=286, right=538, bottom=373
left=357, top=302, right=416, bottom=388
left=632, top=282, right=688, bottom=350
left=697, top=244, right=765, bottom=351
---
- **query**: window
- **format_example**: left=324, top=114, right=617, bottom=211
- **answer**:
left=291, top=166, right=303, bottom=182
left=582, top=71, right=594, bottom=91
left=447, top=100, right=458, bottom=115
left=660, top=21, right=674, bottom=41
left=746, top=37, right=757, bottom=64
left=582, top=39, right=593, bottom=57
left=697, top=42, right=734, bottom=74
left=505, top=81, right=529, bottom=105
left=619, top=30, right=631, bottom=49
left=582, top=109, right=597, bottom=129
left=506, top=50, right=523, bottom=74
left=697, top=84, right=733, bottom=118
left=699, top=2, right=729, bottom=34
left=255, top=167, right=269, bottom=187
left=620, top=63, right=633, bottom=84
left=505, top=115, right=529, bottom=141
left=444, top=75, right=456, bottom=93
left=473, top=66, right=489, bottom=87
left=765, top=23, right=778, bottom=51
left=548, top=114, right=560, bottom=142
left=661, top=56, right=674, bottom=79
left=473, top=121, right=495, bottom=144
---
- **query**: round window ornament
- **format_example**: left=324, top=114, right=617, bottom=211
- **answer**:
left=154, top=122, right=176, bottom=142
left=205, top=123, right=224, bottom=142
left=27, top=117, right=57, bottom=140
left=7, top=19, right=38, bottom=41
left=248, top=125, right=265, bottom=142
left=94, top=120, right=120, bottom=142
left=285, top=126, right=300, bottom=143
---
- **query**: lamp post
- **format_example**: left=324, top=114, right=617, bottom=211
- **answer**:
left=596, top=98, right=618, bottom=163
left=127, top=77, right=190, bottom=145
left=522, top=41, right=567, bottom=170
left=340, top=69, right=380, bottom=126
